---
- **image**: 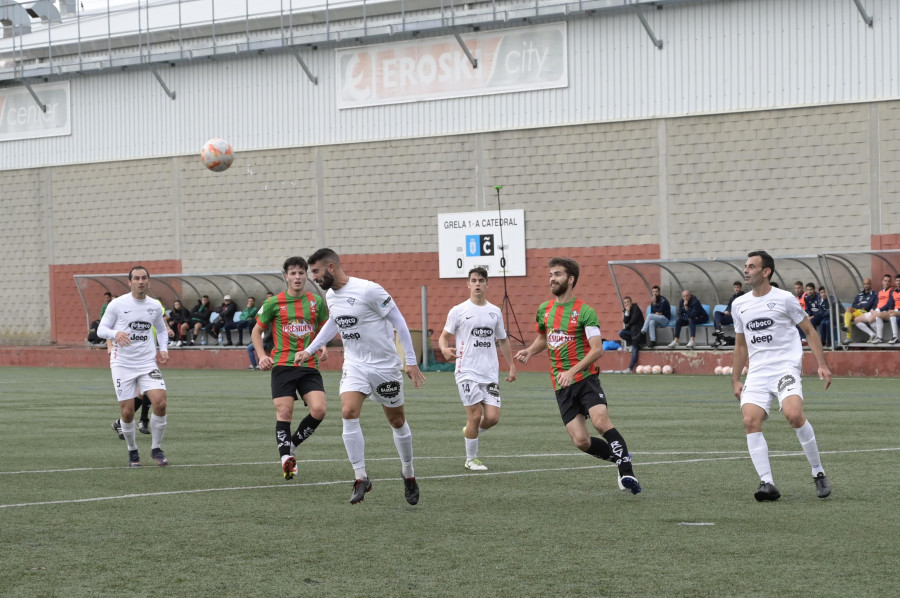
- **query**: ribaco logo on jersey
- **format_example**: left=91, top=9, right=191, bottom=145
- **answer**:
left=130, top=321, right=152, bottom=331
left=283, top=320, right=314, bottom=337
left=747, top=318, right=774, bottom=332
left=547, top=330, right=575, bottom=349
left=471, top=327, right=494, bottom=338
left=335, top=316, right=358, bottom=328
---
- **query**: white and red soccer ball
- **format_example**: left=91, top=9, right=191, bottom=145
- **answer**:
left=201, top=138, right=234, bottom=172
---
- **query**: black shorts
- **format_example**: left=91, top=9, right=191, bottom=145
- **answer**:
left=270, top=365, right=325, bottom=401
left=554, top=374, right=608, bottom=425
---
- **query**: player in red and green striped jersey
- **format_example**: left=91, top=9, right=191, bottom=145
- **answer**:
left=251, top=256, right=330, bottom=480
left=516, top=257, right=642, bottom=494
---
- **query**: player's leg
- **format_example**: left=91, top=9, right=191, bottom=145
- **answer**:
left=137, top=393, right=151, bottom=434
left=780, top=388, right=830, bottom=498
left=368, top=368, right=418, bottom=505
left=740, top=380, right=779, bottom=500
left=292, top=390, right=326, bottom=449
left=588, top=403, right=640, bottom=493
left=143, top=384, right=169, bottom=466
left=112, top=369, right=141, bottom=466
left=273, top=395, right=296, bottom=478
left=341, top=385, right=371, bottom=503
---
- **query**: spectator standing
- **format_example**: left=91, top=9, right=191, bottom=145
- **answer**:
left=712, top=281, right=745, bottom=346
left=667, top=289, right=709, bottom=349
left=639, top=285, right=671, bottom=348
left=617, top=296, right=644, bottom=373
left=804, top=284, right=828, bottom=342
left=842, top=278, right=876, bottom=344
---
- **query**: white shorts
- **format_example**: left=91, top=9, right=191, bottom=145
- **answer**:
left=111, top=366, right=166, bottom=402
left=340, top=364, right=405, bottom=408
left=739, top=368, right=804, bottom=415
left=456, top=379, right=502, bottom=408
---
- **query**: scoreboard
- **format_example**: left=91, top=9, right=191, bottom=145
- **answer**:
left=437, top=209, right=526, bottom=278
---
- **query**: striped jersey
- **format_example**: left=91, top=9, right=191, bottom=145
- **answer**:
left=535, top=298, right=599, bottom=390
left=255, top=291, right=329, bottom=367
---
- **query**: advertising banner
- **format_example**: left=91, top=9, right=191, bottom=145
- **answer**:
left=0, top=81, right=71, bottom=141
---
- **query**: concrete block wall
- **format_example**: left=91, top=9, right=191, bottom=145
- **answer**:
left=3, top=100, right=900, bottom=346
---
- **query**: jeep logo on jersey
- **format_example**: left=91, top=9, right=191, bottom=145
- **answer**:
left=747, top=318, right=774, bottom=332
left=130, top=321, right=152, bottom=331
left=471, top=327, right=494, bottom=338
left=547, top=330, right=575, bottom=349
left=376, top=380, right=401, bottom=398
left=283, top=321, right=313, bottom=337
left=335, top=316, right=358, bottom=328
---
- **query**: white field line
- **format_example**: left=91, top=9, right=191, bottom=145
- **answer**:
left=2, top=447, right=898, bottom=509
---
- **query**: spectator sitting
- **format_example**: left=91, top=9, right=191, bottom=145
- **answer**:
left=803, top=283, right=828, bottom=342
left=712, top=281, right=745, bottom=346
left=617, top=296, right=645, bottom=373
left=842, top=278, right=876, bottom=344
left=886, top=274, right=900, bottom=345
left=793, top=280, right=806, bottom=311
left=863, top=274, right=896, bottom=344
left=188, top=295, right=212, bottom=345
left=168, top=299, right=191, bottom=347
left=639, top=285, right=671, bottom=348
left=209, top=295, right=238, bottom=343
left=666, top=289, right=708, bottom=349
left=224, top=297, right=259, bottom=346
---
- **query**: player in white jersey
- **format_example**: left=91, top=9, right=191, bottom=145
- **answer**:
left=97, top=265, right=171, bottom=467
left=439, top=267, right=517, bottom=471
left=297, top=248, right=426, bottom=505
left=731, top=251, right=832, bottom=501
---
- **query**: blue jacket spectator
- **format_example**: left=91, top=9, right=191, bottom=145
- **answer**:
left=618, top=296, right=645, bottom=372
left=640, top=285, right=671, bottom=347
left=843, top=278, right=877, bottom=344
left=667, top=290, right=708, bottom=349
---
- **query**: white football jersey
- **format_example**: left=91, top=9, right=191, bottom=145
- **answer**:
left=443, top=299, right=507, bottom=384
left=325, top=277, right=401, bottom=369
left=98, top=293, right=168, bottom=369
left=732, top=287, right=807, bottom=375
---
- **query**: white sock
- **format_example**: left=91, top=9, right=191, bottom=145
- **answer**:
left=891, top=317, right=899, bottom=339
left=121, top=419, right=137, bottom=451
left=392, top=421, right=415, bottom=478
left=465, top=437, right=479, bottom=460
left=874, top=316, right=884, bottom=338
left=342, top=418, right=367, bottom=479
left=747, top=432, right=773, bottom=484
left=478, top=426, right=489, bottom=434
left=855, top=321, right=874, bottom=336
left=150, top=413, right=167, bottom=450
left=795, top=421, right=824, bottom=476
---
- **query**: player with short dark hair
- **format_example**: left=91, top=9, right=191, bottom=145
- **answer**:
left=515, top=257, right=642, bottom=494
left=97, top=265, right=170, bottom=467
left=251, top=256, right=330, bottom=480
left=731, top=250, right=832, bottom=501
left=439, top=267, right=517, bottom=471
left=297, top=248, right=426, bottom=505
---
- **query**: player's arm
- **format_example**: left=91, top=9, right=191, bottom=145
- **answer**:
left=293, top=317, right=337, bottom=366
left=797, top=317, right=832, bottom=389
left=731, top=333, right=749, bottom=399
left=556, top=331, right=603, bottom=389
left=496, top=337, right=517, bottom=383
left=97, top=303, right=131, bottom=346
left=251, top=322, right=273, bottom=370
left=515, top=333, right=547, bottom=364
left=152, top=305, right=169, bottom=363
left=386, top=307, right=426, bottom=388
left=438, top=329, right=457, bottom=360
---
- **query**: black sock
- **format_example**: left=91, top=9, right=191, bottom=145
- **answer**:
left=276, top=421, right=292, bottom=457
left=139, top=394, right=150, bottom=422
left=292, top=414, right=323, bottom=447
left=585, top=437, right=612, bottom=460
left=603, top=428, right=634, bottom=475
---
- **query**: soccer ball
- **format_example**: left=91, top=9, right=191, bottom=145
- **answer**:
left=662, top=364, right=673, bottom=374
left=714, top=366, right=724, bottom=375
left=651, top=365, right=662, bottom=374
left=723, top=366, right=733, bottom=375
left=201, top=138, right=234, bottom=172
